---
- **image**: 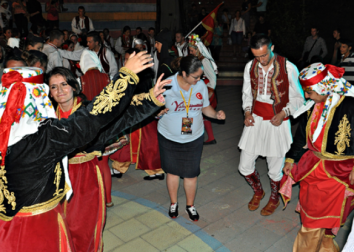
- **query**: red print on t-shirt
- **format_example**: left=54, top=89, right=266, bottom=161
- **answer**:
left=196, top=93, right=203, bottom=100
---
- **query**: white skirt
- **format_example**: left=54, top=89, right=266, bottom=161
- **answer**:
left=238, top=114, right=293, bottom=157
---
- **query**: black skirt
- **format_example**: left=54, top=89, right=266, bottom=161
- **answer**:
left=158, top=133, right=204, bottom=178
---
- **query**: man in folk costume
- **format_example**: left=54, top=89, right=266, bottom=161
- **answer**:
left=70, top=33, right=84, bottom=51
left=71, top=6, right=94, bottom=35
left=115, top=26, right=132, bottom=69
left=188, top=34, right=219, bottom=144
left=132, top=38, right=148, bottom=52
left=0, top=52, right=167, bottom=251
left=87, top=31, right=118, bottom=80
left=172, top=30, right=189, bottom=57
left=238, top=34, right=304, bottom=216
left=43, top=30, right=83, bottom=73
left=280, top=63, right=354, bottom=252
left=79, top=49, right=110, bottom=101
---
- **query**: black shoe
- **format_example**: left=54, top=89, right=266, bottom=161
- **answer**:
left=203, top=139, right=217, bottom=145
left=169, top=203, right=178, bottom=218
left=186, top=205, right=199, bottom=221
left=144, top=174, right=165, bottom=181
left=112, top=173, right=122, bottom=178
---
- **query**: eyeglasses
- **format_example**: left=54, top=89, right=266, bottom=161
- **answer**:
left=254, top=51, right=269, bottom=61
left=189, top=75, right=202, bottom=80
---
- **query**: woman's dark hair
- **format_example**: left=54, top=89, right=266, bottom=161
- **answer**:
left=25, top=38, right=43, bottom=50
left=178, top=55, right=202, bottom=76
left=47, top=67, right=86, bottom=101
left=21, top=50, right=48, bottom=70
left=122, top=26, right=131, bottom=34
left=62, top=39, right=74, bottom=50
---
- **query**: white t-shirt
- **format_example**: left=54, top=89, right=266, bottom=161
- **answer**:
left=158, top=73, right=210, bottom=143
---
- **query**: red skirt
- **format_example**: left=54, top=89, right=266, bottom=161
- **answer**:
left=64, top=156, right=106, bottom=252
left=0, top=204, right=74, bottom=252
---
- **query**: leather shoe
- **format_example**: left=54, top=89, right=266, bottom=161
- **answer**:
left=203, top=139, right=217, bottom=145
left=112, top=173, right=122, bottom=178
left=260, top=200, right=280, bottom=216
left=248, top=190, right=265, bottom=211
left=143, top=174, right=165, bottom=180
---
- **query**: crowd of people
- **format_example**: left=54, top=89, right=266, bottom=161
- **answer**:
left=0, top=1, right=354, bottom=252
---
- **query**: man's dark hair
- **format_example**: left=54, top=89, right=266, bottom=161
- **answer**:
left=49, top=29, right=64, bottom=42
left=136, top=27, right=142, bottom=31
left=340, top=38, right=353, bottom=49
left=334, top=28, right=341, bottom=34
left=103, top=28, right=109, bottom=33
left=178, top=55, right=202, bottom=76
left=148, top=27, right=155, bottom=32
left=175, top=30, right=184, bottom=37
left=3, top=27, right=11, bottom=34
left=311, top=26, right=319, bottom=32
left=250, top=34, right=272, bottom=49
left=122, top=26, right=131, bottom=34
left=87, top=31, right=101, bottom=45
left=78, top=6, right=85, bottom=11
left=11, top=28, right=19, bottom=37
left=192, top=4, right=196, bottom=7
left=223, top=8, right=228, bottom=12
left=5, top=55, right=26, bottom=67
left=126, top=48, right=140, bottom=55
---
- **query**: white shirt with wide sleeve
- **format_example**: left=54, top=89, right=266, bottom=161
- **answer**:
left=95, top=47, right=118, bottom=80
left=229, top=18, right=246, bottom=36
left=114, top=37, right=125, bottom=55
left=71, top=16, right=95, bottom=35
left=238, top=58, right=305, bottom=157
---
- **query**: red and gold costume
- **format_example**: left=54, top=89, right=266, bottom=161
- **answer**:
left=80, top=69, right=110, bottom=101
left=280, top=63, right=354, bottom=252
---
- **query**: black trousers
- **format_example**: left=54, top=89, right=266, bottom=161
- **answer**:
left=14, top=14, right=28, bottom=37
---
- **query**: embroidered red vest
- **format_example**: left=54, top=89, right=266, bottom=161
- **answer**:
left=250, top=54, right=289, bottom=115
left=98, top=46, right=110, bottom=74
left=75, top=16, right=90, bottom=31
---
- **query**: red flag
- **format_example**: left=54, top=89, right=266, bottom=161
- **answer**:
left=201, top=2, right=223, bottom=46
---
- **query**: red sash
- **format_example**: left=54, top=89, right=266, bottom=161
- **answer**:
left=253, top=101, right=288, bottom=121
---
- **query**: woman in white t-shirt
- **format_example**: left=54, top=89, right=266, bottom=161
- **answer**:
left=158, top=55, right=226, bottom=221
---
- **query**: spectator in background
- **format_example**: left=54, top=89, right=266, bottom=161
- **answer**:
left=27, top=0, right=45, bottom=28
left=69, top=33, right=84, bottom=51
left=331, top=28, right=341, bottom=66
left=87, top=31, right=117, bottom=79
left=46, top=0, right=60, bottom=30
left=339, top=39, right=354, bottom=83
left=62, top=29, right=69, bottom=40
left=148, top=27, right=155, bottom=53
left=12, top=0, right=29, bottom=37
left=62, top=39, right=81, bottom=78
left=71, top=6, right=94, bottom=36
left=21, top=49, right=47, bottom=72
left=299, top=27, right=327, bottom=67
left=0, top=1, right=11, bottom=31
left=103, top=28, right=114, bottom=50
left=134, top=26, right=142, bottom=39
left=173, top=30, right=188, bottom=57
left=210, top=19, right=223, bottom=61
left=241, top=0, right=251, bottom=31
left=221, top=8, right=231, bottom=31
left=115, top=26, right=132, bottom=67
left=252, top=14, right=271, bottom=37
left=229, top=10, right=246, bottom=56
left=137, top=32, right=151, bottom=53
left=25, top=34, right=44, bottom=50
left=255, top=0, right=267, bottom=16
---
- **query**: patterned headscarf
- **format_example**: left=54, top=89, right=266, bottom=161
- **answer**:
left=188, top=34, right=218, bottom=73
left=0, top=68, right=53, bottom=181
left=295, top=63, right=354, bottom=142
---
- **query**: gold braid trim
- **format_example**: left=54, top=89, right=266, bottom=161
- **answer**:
left=68, top=151, right=102, bottom=164
left=90, top=71, right=138, bottom=115
left=56, top=97, right=82, bottom=120
left=130, top=93, right=151, bottom=106
left=149, top=88, right=165, bottom=107
left=334, top=114, right=351, bottom=155
left=285, top=158, right=294, bottom=164
left=119, top=67, right=139, bottom=83
left=0, top=162, right=16, bottom=213
left=53, top=162, right=64, bottom=197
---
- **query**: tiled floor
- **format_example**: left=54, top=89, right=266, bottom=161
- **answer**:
left=103, top=85, right=354, bottom=252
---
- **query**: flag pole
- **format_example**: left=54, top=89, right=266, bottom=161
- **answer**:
left=185, top=1, right=224, bottom=38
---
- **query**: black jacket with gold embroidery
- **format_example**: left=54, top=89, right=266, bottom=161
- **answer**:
left=0, top=67, right=165, bottom=221
left=286, top=96, right=354, bottom=163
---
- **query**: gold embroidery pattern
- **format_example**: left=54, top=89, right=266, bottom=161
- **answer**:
left=90, top=74, right=133, bottom=115
left=334, top=114, right=351, bottom=155
left=53, top=163, right=63, bottom=197
left=130, top=93, right=151, bottom=106
left=0, top=159, right=16, bottom=213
